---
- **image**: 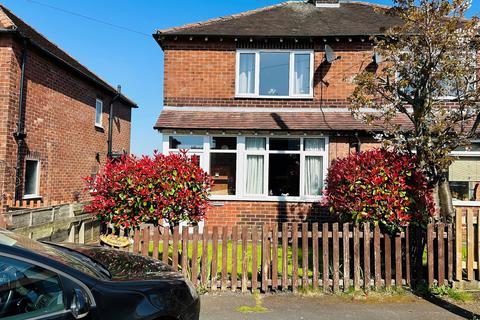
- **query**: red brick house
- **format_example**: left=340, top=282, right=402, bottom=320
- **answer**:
left=0, top=5, right=137, bottom=212
left=154, top=0, right=480, bottom=227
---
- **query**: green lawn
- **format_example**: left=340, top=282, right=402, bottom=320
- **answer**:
left=148, top=241, right=319, bottom=279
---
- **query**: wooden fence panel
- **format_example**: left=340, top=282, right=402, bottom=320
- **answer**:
left=127, top=221, right=462, bottom=293
left=467, top=209, right=474, bottom=281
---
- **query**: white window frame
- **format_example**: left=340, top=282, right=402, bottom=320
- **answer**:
left=95, top=99, right=103, bottom=128
left=162, top=134, right=329, bottom=202
left=23, top=159, right=41, bottom=199
left=235, top=49, right=314, bottom=99
left=450, top=140, right=480, bottom=206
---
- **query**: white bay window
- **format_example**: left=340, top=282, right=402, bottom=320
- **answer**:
left=236, top=50, right=314, bottom=98
left=163, top=134, right=328, bottom=201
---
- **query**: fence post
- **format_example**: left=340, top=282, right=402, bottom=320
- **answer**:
left=427, top=223, right=434, bottom=286
left=455, top=208, right=463, bottom=281
left=467, top=209, right=474, bottom=281
left=79, top=222, right=85, bottom=244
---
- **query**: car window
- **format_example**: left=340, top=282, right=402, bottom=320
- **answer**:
left=0, top=256, right=65, bottom=319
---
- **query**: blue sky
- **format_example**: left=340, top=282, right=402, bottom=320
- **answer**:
left=2, top=0, right=479, bottom=155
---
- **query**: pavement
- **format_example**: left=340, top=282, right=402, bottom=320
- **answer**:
left=200, top=292, right=477, bottom=320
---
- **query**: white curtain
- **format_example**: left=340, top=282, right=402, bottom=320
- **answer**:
left=239, top=53, right=255, bottom=94
left=245, top=137, right=266, bottom=150
left=304, top=138, right=325, bottom=151
left=246, top=155, right=264, bottom=194
left=294, top=54, right=310, bottom=95
left=305, top=156, right=323, bottom=195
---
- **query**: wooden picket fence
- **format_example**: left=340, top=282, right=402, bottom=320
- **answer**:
left=455, top=207, right=480, bottom=282
left=3, top=194, right=66, bottom=210
left=128, top=222, right=454, bottom=292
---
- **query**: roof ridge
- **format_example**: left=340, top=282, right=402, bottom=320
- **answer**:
left=156, top=1, right=293, bottom=35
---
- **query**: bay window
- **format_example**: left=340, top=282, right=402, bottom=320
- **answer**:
left=236, top=50, right=314, bottom=98
left=163, top=135, right=328, bottom=201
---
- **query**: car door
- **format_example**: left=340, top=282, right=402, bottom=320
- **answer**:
left=0, top=255, right=85, bottom=320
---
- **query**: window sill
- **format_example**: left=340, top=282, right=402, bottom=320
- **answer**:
left=453, top=200, right=480, bottom=207
left=95, top=124, right=104, bottom=129
left=23, top=195, right=42, bottom=200
left=210, top=195, right=323, bottom=203
left=234, top=95, right=314, bottom=100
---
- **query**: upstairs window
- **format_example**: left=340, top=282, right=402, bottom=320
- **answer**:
left=236, top=50, right=313, bottom=98
left=95, top=99, right=103, bottom=127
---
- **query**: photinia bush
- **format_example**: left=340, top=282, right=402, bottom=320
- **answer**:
left=325, top=149, right=435, bottom=232
left=84, top=151, right=212, bottom=230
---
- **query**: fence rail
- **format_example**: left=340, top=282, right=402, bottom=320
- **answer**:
left=127, top=222, right=453, bottom=292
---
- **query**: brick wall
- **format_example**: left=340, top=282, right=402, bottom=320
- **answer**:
left=0, top=35, right=132, bottom=209
left=162, top=40, right=376, bottom=107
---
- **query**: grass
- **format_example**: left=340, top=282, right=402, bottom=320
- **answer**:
left=429, top=285, right=474, bottom=303
left=148, top=240, right=322, bottom=279
left=236, top=292, right=269, bottom=314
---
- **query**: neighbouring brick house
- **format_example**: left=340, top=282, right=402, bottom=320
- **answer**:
left=0, top=5, right=137, bottom=214
left=154, top=0, right=480, bottom=227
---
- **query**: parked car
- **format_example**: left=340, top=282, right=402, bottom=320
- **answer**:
left=0, top=229, right=200, bottom=320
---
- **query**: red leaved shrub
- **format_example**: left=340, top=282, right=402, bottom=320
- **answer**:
left=325, top=149, right=435, bottom=232
left=84, top=151, right=212, bottom=230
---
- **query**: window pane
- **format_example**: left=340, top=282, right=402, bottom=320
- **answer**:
left=212, top=137, right=237, bottom=150
left=269, top=154, right=299, bottom=196
left=25, top=160, right=39, bottom=195
left=210, top=153, right=236, bottom=195
left=455, top=143, right=480, bottom=152
left=0, top=256, right=65, bottom=319
left=294, top=54, right=311, bottom=95
left=259, top=52, right=290, bottom=96
left=269, top=138, right=300, bottom=151
left=238, top=53, right=255, bottom=94
left=246, top=155, right=264, bottom=194
left=304, top=138, right=325, bottom=151
left=246, top=137, right=266, bottom=150
left=95, top=100, right=102, bottom=125
left=449, top=157, right=480, bottom=201
left=305, top=156, right=323, bottom=195
left=169, top=136, right=203, bottom=150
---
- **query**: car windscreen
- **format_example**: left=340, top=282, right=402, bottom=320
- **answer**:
left=0, top=230, right=109, bottom=280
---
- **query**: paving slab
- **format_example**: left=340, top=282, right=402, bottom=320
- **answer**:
left=200, top=293, right=468, bottom=320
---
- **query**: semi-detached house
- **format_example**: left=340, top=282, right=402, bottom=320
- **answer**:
left=0, top=5, right=137, bottom=214
left=153, top=0, right=479, bottom=227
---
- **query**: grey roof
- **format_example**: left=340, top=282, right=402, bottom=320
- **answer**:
left=155, top=1, right=402, bottom=38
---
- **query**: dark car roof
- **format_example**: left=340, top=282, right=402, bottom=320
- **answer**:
left=155, top=1, right=402, bottom=38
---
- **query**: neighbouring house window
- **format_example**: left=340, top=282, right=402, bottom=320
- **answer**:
left=24, top=159, right=40, bottom=197
left=236, top=50, right=314, bottom=98
left=164, top=135, right=328, bottom=200
left=95, top=99, right=103, bottom=127
left=449, top=143, right=480, bottom=202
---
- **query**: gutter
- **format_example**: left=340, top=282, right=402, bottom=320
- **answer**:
left=13, top=37, right=27, bottom=201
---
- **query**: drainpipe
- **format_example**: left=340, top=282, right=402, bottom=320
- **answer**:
left=13, top=39, right=28, bottom=201
left=107, top=85, right=121, bottom=159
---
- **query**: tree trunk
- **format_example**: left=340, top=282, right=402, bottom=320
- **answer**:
left=434, top=176, right=455, bottom=222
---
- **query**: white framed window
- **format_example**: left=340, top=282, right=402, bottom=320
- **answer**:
left=95, top=99, right=103, bottom=127
left=162, top=134, right=328, bottom=202
left=24, top=159, right=40, bottom=198
left=236, top=50, right=314, bottom=99
left=450, top=142, right=480, bottom=205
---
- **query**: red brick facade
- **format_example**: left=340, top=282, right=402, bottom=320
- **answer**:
left=0, top=32, right=133, bottom=211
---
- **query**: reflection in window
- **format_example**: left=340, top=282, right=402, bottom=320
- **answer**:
left=0, top=256, right=65, bottom=318
left=210, top=153, right=236, bottom=195
left=24, top=160, right=39, bottom=196
left=269, top=154, right=300, bottom=196
left=212, top=137, right=237, bottom=150
left=449, top=157, right=480, bottom=201
left=169, top=136, right=203, bottom=150
left=260, top=52, right=290, bottom=96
